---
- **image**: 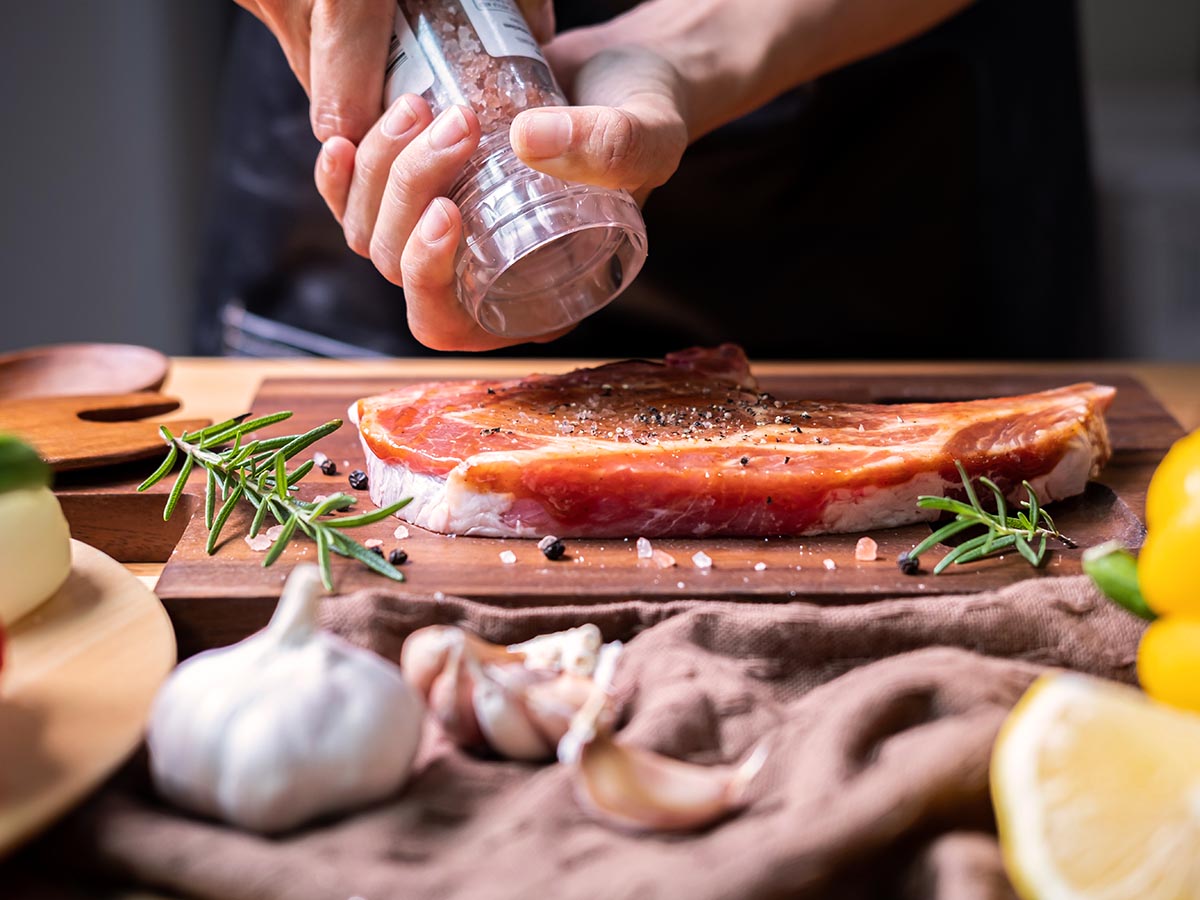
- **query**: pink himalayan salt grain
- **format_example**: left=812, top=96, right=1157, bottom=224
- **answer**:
left=855, top=537, right=878, bottom=561
left=499, top=550, right=517, bottom=565
left=245, top=534, right=272, bottom=553
left=822, top=558, right=837, bottom=571
left=653, top=549, right=676, bottom=569
left=393, top=524, right=410, bottom=539
left=364, top=539, right=384, bottom=549
left=692, top=551, right=713, bottom=570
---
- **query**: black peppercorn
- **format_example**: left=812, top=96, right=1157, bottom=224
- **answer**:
left=538, top=535, right=566, bottom=561
left=740, top=456, right=750, bottom=466
left=319, top=459, right=338, bottom=476
left=389, top=548, right=408, bottom=565
left=897, top=552, right=920, bottom=575
left=368, top=545, right=384, bottom=557
left=348, top=469, right=368, bottom=490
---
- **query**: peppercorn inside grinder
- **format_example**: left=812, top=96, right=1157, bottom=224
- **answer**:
left=386, top=0, right=648, bottom=338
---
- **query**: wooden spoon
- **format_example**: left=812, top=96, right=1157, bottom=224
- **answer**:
left=0, top=393, right=209, bottom=471
left=0, top=344, right=170, bottom=402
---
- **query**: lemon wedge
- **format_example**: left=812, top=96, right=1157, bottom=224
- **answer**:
left=992, top=674, right=1200, bottom=900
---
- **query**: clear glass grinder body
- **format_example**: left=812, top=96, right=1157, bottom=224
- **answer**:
left=385, top=0, right=648, bottom=338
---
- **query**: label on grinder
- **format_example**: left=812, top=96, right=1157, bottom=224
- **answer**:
left=461, top=0, right=547, bottom=64
left=385, top=7, right=435, bottom=102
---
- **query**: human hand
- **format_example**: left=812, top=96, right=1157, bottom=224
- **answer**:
left=236, top=0, right=556, bottom=142
left=511, top=40, right=689, bottom=205
left=314, top=39, right=687, bottom=350
left=234, top=0, right=393, bottom=142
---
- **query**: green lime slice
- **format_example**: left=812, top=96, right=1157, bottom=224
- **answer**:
left=0, top=434, right=52, bottom=494
left=1082, top=541, right=1156, bottom=621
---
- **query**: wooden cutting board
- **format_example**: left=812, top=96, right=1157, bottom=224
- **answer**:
left=143, top=372, right=1181, bottom=655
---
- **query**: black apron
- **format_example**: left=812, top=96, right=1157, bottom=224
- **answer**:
left=196, top=0, right=1097, bottom=359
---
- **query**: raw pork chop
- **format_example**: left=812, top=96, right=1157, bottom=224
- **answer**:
left=351, top=346, right=1114, bottom=538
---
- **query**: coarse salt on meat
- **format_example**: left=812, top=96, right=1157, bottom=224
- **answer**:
left=351, top=345, right=1115, bottom=539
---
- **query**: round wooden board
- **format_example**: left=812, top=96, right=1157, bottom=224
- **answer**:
left=0, top=540, right=176, bottom=857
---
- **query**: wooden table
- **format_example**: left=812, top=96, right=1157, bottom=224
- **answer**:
left=7, top=355, right=1199, bottom=900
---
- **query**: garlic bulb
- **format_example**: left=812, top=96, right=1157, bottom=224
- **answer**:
left=147, top=565, right=423, bottom=833
left=400, top=624, right=609, bottom=761
left=559, top=644, right=767, bottom=833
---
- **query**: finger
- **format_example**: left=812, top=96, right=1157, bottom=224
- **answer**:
left=314, top=136, right=357, bottom=224
left=402, top=200, right=572, bottom=351
left=341, top=94, right=434, bottom=257
left=370, top=105, right=481, bottom=287
left=309, top=0, right=393, bottom=141
left=514, top=0, right=555, bottom=44
left=510, top=100, right=686, bottom=192
left=400, top=199, right=497, bottom=351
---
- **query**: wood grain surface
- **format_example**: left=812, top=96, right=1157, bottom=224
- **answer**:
left=0, top=541, right=176, bottom=858
left=0, top=393, right=209, bottom=471
left=142, top=370, right=1182, bottom=656
left=0, top=343, right=169, bottom=402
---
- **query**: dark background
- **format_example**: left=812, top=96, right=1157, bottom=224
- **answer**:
left=0, top=1, right=1197, bottom=359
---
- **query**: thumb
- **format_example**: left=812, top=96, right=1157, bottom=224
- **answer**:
left=510, top=101, right=685, bottom=193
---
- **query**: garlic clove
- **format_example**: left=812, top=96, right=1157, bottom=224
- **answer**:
left=508, top=623, right=602, bottom=675
left=401, top=624, right=615, bottom=760
left=468, top=658, right=554, bottom=761
left=522, top=673, right=596, bottom=744
left=400, top=625, right=461, bottom=698
left=558, top=642, right=766, bottom=833
left=571, top=735, right=768, bottom=833
left=426, top=637, right=484, bottom=748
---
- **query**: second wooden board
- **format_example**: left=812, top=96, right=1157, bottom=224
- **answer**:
left=0, top=541, right=176, bottom=857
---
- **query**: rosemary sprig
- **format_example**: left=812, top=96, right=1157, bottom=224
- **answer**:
left=905, top=461, right=1074, bottom=574
left=137, top=412, right=410, bottom=590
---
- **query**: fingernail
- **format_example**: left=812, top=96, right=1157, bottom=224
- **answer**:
left=520, top=111, right=571, bottom=158
left=382, top=96, right=418, bottom=138
left=320, top=140, right=338, bottom=173
left=419, top=198, right=454, bottom=242
left=428, top=107, right=470, bottom=150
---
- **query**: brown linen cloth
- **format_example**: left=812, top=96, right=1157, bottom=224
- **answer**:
left=53, top=575, right=1142, bottom=900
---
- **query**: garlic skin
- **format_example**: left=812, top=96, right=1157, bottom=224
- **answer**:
left=147, top=565, right=423, bottom=833
left=559, top=644, right=767, bottom=833
left=401, top=624, right=610, bottom=761
left=508, top=624, right=602, bottom=675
